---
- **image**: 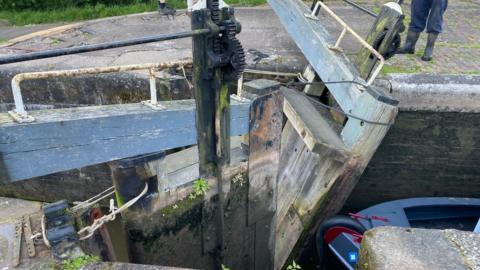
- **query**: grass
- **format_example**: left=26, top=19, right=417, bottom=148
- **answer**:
left=60, top=255, right=100, bottom=270
left=188, top=178, right=209, bottom=200
left=436, top=42, right=480, bottom=49
left=0, top=0, right=267, bottom=26
left=381, top=63, right=421, bottom=74
left=464, top=70, right=480, bottom=75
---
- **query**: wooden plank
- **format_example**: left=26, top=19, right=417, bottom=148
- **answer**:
left=341, top=90, right=398, bottom=158
left=274, top=205, right=304, bottom=270
left=294, top=155, right=363, bottom=265
left=275, top=122, right=313, bottom=269
left=281, top=87, right=350, bottom=162
left=0, top=23, right=82, bottom=48
left=293, top=93, right=397, bottom=266
left=302, top=65, right=325, bottom=97
left=0, top=99, right=251, bottom=182
left=275, top=120, right=347, bottom=267
left=267, top=0, right=363, bottom=112
left=274, top=92, right=397, bottom=268
left=247, top=91, right=283, bottom=270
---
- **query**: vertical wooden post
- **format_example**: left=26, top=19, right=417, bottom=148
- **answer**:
left=192, top=10, right=217, bottom=177
left=0, top=153, right=9, bottom=185
left=355, top=3, right=405, bottom=78
left=192, top=8, right=232, bottom=267
left=247, top=91, right=283, bottom=270
left=109, top=152, right=165, bottom=211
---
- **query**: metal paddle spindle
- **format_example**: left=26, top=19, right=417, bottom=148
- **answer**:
left=191, top=0, right=245, bottom=265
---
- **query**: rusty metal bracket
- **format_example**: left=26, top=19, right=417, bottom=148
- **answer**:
left=23, top=215, right=36, bottom=258
left=7, top=110, right=35, bottom=124
left=12, top=219, right=22, bottom=267
left=140, top=68, right=166, bottom=110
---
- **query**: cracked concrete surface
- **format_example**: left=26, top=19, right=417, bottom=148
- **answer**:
left=359, top=227, right=480, bottom=270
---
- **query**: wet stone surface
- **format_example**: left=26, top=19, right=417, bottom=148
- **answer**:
left=358, top=226, right=480, bottom=270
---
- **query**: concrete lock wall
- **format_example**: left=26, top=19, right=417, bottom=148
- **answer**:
left=345, top=74, right=480, bottom=211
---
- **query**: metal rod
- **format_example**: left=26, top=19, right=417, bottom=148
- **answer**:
left=8, top=60, right=191, bottom=122
left=306, top=1, right=385, bottom=86
left=0, top=29, right=211, bottom=65
left=342, top=0, right=378, bottom=18
left=334, top=27, right=348, bottom=48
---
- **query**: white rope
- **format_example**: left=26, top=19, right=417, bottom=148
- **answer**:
left=77, top=182, right=149, bottom=241
left=38, top=183, right=148, bottom=245
left=30, top=232, right=41, bottom=239
left=71, top=186, right=115, bottom=212
left=40, top=214, right=51, bottom=247
left=297, top=72, right=308, bottom=83
left=180, top=65, right=193, bottom=89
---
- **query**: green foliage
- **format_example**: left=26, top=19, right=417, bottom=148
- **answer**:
left=0, top=2, right=157, bottom=25
left=189, top=178, right=209, bottom=200
left=0, top=0, right=266, bottom=26
left=286, top=260, right=302, bottom=270
left=60, top=255, right=99, bottom=270
left=221, top=264, right=231, bottom=270
left=0, top=0, right=139, bottom=11
left=381, top=63, right=421, bottom=74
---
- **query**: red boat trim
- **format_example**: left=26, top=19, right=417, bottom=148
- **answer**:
left=324, top=226, right=363, bottom=244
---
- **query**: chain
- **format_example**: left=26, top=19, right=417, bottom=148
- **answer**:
left=36, top=182, right=148, bottom=246
left=77, top=183, right=148, bottom=240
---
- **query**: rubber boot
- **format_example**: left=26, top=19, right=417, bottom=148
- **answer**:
left=421, top=33, right=439, bottom=61
left=397, top=30, right=420, bottom=54
left=158, top=2, right=176, bottom=16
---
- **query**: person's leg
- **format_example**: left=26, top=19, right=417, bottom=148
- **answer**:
left=422, top=0, right=447, bottom=61
left=158, top=0, right=176, bottom=15
left=410, top=0, right=431, bottom=33
left=159, top=0, right=166, bottom=9
left=397, top=0, right=431, bottom=54
left=426, top=0, right=448, bottom=34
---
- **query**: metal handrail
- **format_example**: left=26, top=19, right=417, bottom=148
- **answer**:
left=305, top=1, right=385, bottom=86
left=8, top=60, right=192, bottom=123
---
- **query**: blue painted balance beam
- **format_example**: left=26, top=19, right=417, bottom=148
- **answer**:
left=267, top=0, right=398, bottom=151
left=268, top=0, right=365, bottom=113
left=0, top=98, right=251, bottom=182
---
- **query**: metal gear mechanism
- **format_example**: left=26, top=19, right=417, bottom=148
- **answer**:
left=220, top=20, right=246, bottom=81
left=202, top=2, right=246, bottom=82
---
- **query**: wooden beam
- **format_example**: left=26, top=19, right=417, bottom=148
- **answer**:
left=355, top=3, right=404, bottom=78
left=281, top=87, right=350, bottom=162
left=0, top=99, right=250, bottom=182
left=274, top=87, right=397, bottom=269
left=341, top=90, right=398, bottom=157
left=267, top=0, right=363, bottom=113
left=247, top=91, right=283, bottom=270
left=301, top=65, right=325, bottom=97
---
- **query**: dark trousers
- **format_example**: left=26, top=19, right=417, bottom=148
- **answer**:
left=410, top=0, right=448, bottom=34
